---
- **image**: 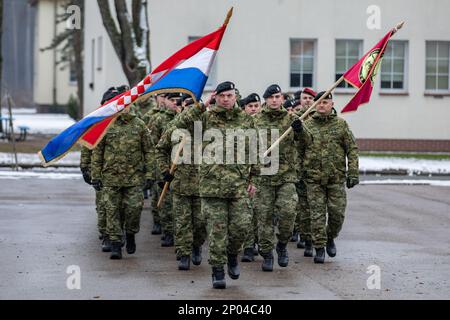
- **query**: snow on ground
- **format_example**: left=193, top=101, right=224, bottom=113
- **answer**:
left=0, top=170, right=81, bottom=180
left=361, top=179, right=450, bottom=187
left=1, top=108, right=75, bottom=134
left=359, top=156, right=450, bottom=175
left=0, top=152, right=80, bottom=165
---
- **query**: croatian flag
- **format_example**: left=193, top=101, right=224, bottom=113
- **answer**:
left=39, top=9, right=232, bottom=166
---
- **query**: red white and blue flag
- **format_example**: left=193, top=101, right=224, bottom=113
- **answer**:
left=39, top=10, right=232, bottom=165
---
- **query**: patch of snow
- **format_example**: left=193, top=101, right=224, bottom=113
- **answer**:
left=0, top=111, right=75, bottom=134
left=361, top=179, right=450, bottom=187
left=359, top=156, right=450, bottom=175
left=0, top=152, right=80, bottom=165
left=0, top=171, right=81, bottom=180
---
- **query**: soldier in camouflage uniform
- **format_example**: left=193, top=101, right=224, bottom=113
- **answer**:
left=252, top=84, right=301, bottom=272
left=147, top=92, right=181, bottom=247
left=155, top=103, right=207, bottom=270
left=298, top=91, right=359, bottom=263
left=240, top=93, right=261, bottom=262
left=143, top=93, right=166, bottom=235
left=170, top=81, right=253, bottom=289
left=292, top=87, right=316, bottom=257
left=91, top=107, right=153, bottom=260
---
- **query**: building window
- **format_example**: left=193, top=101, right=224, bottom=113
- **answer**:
left=380, top=40, right=408, bottom=91
left=97, top=36, right=103, bottom=71
left=426, top=41, right=450, bottom=92
left=290, top=39, right=315, bottom=88
left=69, top=59, right=77, bottom=84
left=335, top=39, right=363, bottom=89
left=188, top=36, right=217, bottom=89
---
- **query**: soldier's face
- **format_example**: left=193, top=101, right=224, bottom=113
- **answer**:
left=266, top=93, right=283, bottom=109
left=300, top=93, right=314, bottom=109
left=245, top=102, right=261, bottom=115
left=316, top=99, right=334, bottom=115
left=166, top=97, right=180, bottom=111
left=216, top=90, right=236, bottom=109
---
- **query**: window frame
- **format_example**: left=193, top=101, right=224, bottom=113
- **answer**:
left=289, top=38, right=317, bottom=91
left=425, top=40, right=450, bottom=94
left=379, top=40, right=409, bottom=94
left=334, top=39, right=364, bottom=93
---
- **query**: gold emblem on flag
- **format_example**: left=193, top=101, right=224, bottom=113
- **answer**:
left=359, top=48, right=383, bottom=84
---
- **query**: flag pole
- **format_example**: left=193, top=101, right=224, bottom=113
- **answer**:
left=263, top=21, right=405, bottom=158
left=156, top=135, right=187, bottom=209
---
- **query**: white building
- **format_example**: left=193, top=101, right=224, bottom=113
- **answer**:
left=31, top=0, right=78, bottom=111
left=83, top=0, right=450, bottom=152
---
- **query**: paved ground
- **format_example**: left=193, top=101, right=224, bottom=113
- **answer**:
left=0, top=177, right=449, bottom=300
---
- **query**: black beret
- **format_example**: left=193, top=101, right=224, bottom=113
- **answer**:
left=238, top=98, right=247, bottom=108
left=294, top=90, right=302, bottom=100
left=166, top=92, right=183, bottom=99
left=283, top=99, right=296, bottom=109
left=314, top=91, right=333, bottom=101
left=263, top=84, right=282, bottom=99
left=244, top=93, right=261, bottom=105
left=181, top=93, right=192, bottom=102
left=215, top=81, right=236, bottom=95
left=101, top=87, right=122, bottom=105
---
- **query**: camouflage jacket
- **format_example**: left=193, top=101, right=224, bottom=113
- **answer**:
left=252, top=105, right=299, bottom=186
left=80, top=146, right=92, bottom=171
left=91, top=113, right=152, bottom=187
left=293, top=108, right=313, bottom=180
left=131, top=96, right=157, bottom=121
left=155, top=110, right=200, bottom=196
left=170, top=103, right=254, bottom=199
left=147, top=107, right=179, bottom=180
left=300, top=108, right=359, bottom=185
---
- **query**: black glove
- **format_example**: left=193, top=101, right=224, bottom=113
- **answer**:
left=144, top=179, right=154, bottom=190
left=291, top=119, right=303, bottom=133
left=92, top=179, right=103, bottom=191
left=346, top=176, right=359, bottom=189
left=157, top=181, right=166, bottom=189
left=81, top=168, right=91, bottom=185
left=162, top=171, right=175, bottom=183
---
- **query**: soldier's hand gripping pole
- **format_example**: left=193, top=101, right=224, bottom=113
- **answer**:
left=262, top=76, right=345, bottom=158
left=157, top=135, right=187, bottom=209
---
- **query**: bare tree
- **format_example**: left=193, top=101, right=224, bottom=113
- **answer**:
left=41, top=0, right=84, bottom=120
left=97, top=0, right=151, bottom=86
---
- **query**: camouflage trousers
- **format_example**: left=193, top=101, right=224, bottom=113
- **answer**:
left=173, top=194, right=206, bottom=256
left=202, top=197, right=251, bottom=267
left=243, top=198, right=258, bottom=249
left=158, top=184, right=173, bottom=235
left=103, top=185, right=144, bottom=242
left=254, top=183, right=298, bottom=254
left=307, top=183, right=346, bottom=248
left=95, top=189, right=107, bottom=235
left=150, top=184, right=161, bottom=224
left=293, top=180, right=312, bottom=241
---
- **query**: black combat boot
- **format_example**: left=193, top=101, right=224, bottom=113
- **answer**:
left=276, top=242, right=289, bottom=267
left=110, top=241, right=122, bottom=260
left=151, top=222, right=162, bottom=235
left=192, top=246, right=202, bottom=266
left=241, top=247, right=254, bottom=262
left=178, top=255, right=190, bottom=271
left=99, top=233, right=104, bottom=240
left=304, top=240, right=313, bottom=257
left=314, top=247, right=325, bottom=264
left=212, top=266, right=226, bottom=289
left=161, top=233, right=174, bottom=247
left=326, top=237, right=337, bottom=257
left=227, top=255, right=240, bottom=280
left=101, top=237, right=112, bottom=252
left=261, top=251, right=274, bottom=272
left=290, top=231, right=299, bottom=242
left=126, top=233, right=136, bottom=254
left=297, top=235, right=306, bottom=249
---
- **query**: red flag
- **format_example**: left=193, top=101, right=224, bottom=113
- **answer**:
left=341, top=30, right=393, bottom=113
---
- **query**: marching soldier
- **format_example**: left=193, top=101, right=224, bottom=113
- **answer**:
left=292, top=87, right=316, bottom=256
left=155, top=102, right=207, bottom=270
left=91, top=106, right=153, bottom=260
left=297, top=91, right=359, bottom=263
left=147, top=92, right=182, bottom=247
left=170, top=81, right=253, bottom=289
left=252, top=84, right=301, bottom=272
